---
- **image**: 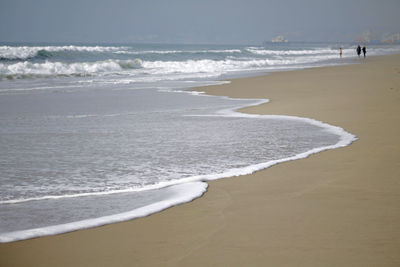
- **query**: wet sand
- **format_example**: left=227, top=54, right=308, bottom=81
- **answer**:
left=1, top=55, right=400, bottom=266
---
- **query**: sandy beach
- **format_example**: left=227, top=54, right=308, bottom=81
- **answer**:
left=1, top=54, right=400, bottom=266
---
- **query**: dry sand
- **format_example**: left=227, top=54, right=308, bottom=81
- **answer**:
left=1, top=55, right=400, bottom=266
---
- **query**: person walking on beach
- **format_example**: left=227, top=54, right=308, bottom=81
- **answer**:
left=362, top=46, right=366, bottom=58
left=356, top=45, right=361, bottom=59
left=339, top=47, right=343, bottom=58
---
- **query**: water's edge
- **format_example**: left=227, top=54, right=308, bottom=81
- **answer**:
left=0, top=82, right=357, bottom=242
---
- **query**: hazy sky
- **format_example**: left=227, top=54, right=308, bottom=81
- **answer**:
left=0, top=0, right=399, bottom=44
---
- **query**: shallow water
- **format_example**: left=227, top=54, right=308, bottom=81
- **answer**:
left=1, top=42, right=386, bottom=241
left=0, top=85, right=346, bottom=241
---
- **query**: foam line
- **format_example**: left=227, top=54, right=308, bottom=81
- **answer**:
left=0, top=182, right=208, bottom=243
left=0, top=93, right=357, bottom=243
left=0, top=96, right=356, bottom=206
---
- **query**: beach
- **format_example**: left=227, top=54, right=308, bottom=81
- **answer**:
left=1, top=54, right=400, bottom=266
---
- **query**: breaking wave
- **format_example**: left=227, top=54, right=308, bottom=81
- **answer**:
left=114, top=49, right=242, bottom=55
left=0, top=56, right=329, bottom=80
left=0, top=45, right=127, bottom=60
left=2, top=43, right=400, bottom=81
left=0, top=59, right=143, bottom=79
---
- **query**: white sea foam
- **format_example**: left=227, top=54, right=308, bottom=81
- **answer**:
left=0, top=84, right=86, bottom=93
left=246, top=45, right=400, bottom=57
left=0, top=97, right=356, bottom=205
left=0, top=58, right=272, bottom=79
left=0, top=45, right=127, bottom=60
left=246, top=47, right=338, bottom=55
left=0, top=182, right=208, bottom=243
left=0, top=43, right=363, bottom=242
left=0, top=55, right=336, bottom=79
left=0, top=45, right=377, bottom=80
left=181, top=96, right=357, bottom=183
left=140, top=58, right=302, bottom=75
left=113, top=49, right=241, bottom=55
left=0, top=92, right=357, bottom=242
left=0, top=59, right=143, bottom=77
left=365, top=46, right=400, bottom=56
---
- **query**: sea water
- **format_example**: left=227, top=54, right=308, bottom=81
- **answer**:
left=0, top=42, right=398, bottom=242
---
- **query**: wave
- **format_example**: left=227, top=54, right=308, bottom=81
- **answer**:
left=0, top=59, right=143, bottom=79
left=366, top=46, right=400, bottom=56
left=246, top=45, right=400, bottom=57
left=114, top=49, right=242, bottom=55
left=0, top=56, right=334, bottom=80
left=140, top=55, right=338, bottom=75
left=246, top=47, right=339, bottom=56
left=0, top=45, right=127, bottom=60
left=1, top=51, right=346, bottom=81
left=0, top=46, right=241, bottom=61
left=5, top=44, right=399, bottom=81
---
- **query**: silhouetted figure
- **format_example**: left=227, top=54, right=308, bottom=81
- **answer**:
left=339, top=47, right=342, bottom=58
left=356, top=45, right=361, bottom=59
left=362, top=46, right=366, bottom=58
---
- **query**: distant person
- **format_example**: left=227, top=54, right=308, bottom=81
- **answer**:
left=339, top=47, right=343, bottom=58
left=356, top=45, right=361, bottom=59
left=362, top=46, right=366, bottom=58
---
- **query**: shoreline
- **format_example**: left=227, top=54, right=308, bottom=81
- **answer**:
left=1, top=54, right=400, bottom=266
left=0, top=87, right=356, bottom=243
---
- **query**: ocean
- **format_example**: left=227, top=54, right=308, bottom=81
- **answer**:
left=0, top=42, right=399, bottom=242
